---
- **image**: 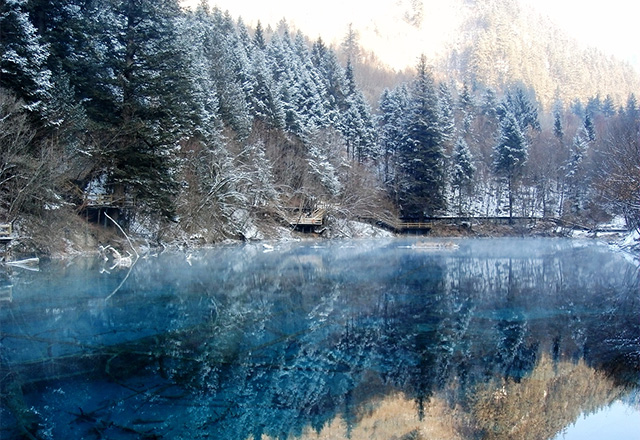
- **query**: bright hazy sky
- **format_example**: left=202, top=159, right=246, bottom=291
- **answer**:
left=520, top=0, right=639, bottom=68
left=180, top=0, right=639, bottom=71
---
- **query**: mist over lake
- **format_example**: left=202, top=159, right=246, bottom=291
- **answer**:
left=1, top=238, right=638, bottom=439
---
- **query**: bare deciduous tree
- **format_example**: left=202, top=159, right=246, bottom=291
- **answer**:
left=0, top=89, right=59, bottom=221
left=594, top=117, right=640, bottom=229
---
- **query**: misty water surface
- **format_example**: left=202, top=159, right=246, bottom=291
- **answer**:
left=0, top=238, right=638, bottom=439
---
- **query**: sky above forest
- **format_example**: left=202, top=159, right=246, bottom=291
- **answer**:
left=180, top=0, right=639, bottom=72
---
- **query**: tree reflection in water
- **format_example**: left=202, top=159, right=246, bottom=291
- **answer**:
left=0, top=238, right=638, bottom=439
left=258, top=356, right=627, bottom=440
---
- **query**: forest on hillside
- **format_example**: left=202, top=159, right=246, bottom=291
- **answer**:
left=1, top=0, right=639, bottom=247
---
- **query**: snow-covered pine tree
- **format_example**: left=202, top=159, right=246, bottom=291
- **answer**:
left=180, top=2, right=222, bottom=143
left=451, top=136, right=475, bottom=215
left=397, top=55, right=446, bottom=218
left=563, top=129, right=589, bottom=216
left=553, top=107, right=564, bottom=144
left=499, top=86, right=540, bottom=133
left=290, top=32, right=332, bottom=134
left=602, top=94, right=616, bottom=117
left=253, top=20, right=266, bottom=51
left=438, top=82, right=456, bottom=148
left=458, top=82, right=476, bottom=134
left=624, top=93, right=639, bottom=121
left=248, top=49, right=285, bottom=129
left=0, top=0, right=52, bottom=115
left=493, top=108, right=528, bottom=219
left=84, top=0, right=195, bottom=219
left=208, top=8, right=252, bottom=138
left=481, top=88, right=499, bottom=118
left=378, top=85, right=409, bottom=185
left=311, top=37, right=347, bottom=120
left=340, top=91, right=376, bottom=163
left=267, top=32, right=305, bottom=135
left=586, top=94, right=602, bottom=117
left=583, top=112, right=596, bottom=142
left=337, top=59, right=376, bottom=162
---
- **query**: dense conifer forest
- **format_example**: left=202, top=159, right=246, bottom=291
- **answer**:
left=1, top=0, right=639, bottom=250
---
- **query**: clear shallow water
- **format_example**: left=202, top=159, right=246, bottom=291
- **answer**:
left=0, top=238, right=638, bottom=439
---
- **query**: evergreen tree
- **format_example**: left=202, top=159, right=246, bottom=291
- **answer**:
left=397, top=56, right=446, bottom=218
left=583, top=112, right=596, bottom=142
left=341, top=90, right=376, bottom=162
left=624, top=93, right=638, bottom=122
left=86, top=0, right=195, bottom=218
left=253, top=20, right=266, bottom=50
left=340, top=23, right=361, bottom=64
left=493, top=109, right=528, bottom=219
left=344, top=58, right=357, bottom=96
left=481, top=88, right=499, bottom=118
left=570, top=98, right=585, bottom=119
left=311, top=37, right=346, bottom=123
left=378, top=85, right=409, bottom=184
left=553, top=108, right=564, bottom=143
left=438, top=82, right=456, bottom=147
left=208, top=8, right=251, bottom=138
left=181, top=3, right=222, bottom=143
left=602, top=94, right=616, bottom=117
left=248, top=50, right=285, bottom=129
left=450, top=137, right=475, bottom=214
left=0, top=0, right=52, bottom=114
left=586, top=94, right=602, bottom=117
left=499, top=86, right=540, bottom=132
left=564, top=130, right=589, bottom=215
left=458, top=82, right=475, bottom=133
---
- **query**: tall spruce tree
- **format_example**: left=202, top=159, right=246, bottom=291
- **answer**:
left=458, top=82, right=475, bottom=134
left=602, top=94, right=616, bottom=117
left=0, top=0, right=52, bottom=115
left=397, top=55, right=446, bottom=218
left=553, top=108, right=564, bottom=144
left=499, top=86, right=540, bottom=132
left=438, top=82, right=456, bottom=147
left=181, top=2, right=222, bottom=143
left=85, top=0, right=194, bottom=218
left=493, top=108, right=528, bottom=219
left=564, top=129, right=589, bottom=215
left=248, top=49, right=285, bottom=129
left=583, top=112, right=596, bottom=142
left=378, top=85, right=409, bottom=185
left=451, top=136, right=475, bottom=214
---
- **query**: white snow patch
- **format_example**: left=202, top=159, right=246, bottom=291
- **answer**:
left=330, top=219, right=394, bottom=239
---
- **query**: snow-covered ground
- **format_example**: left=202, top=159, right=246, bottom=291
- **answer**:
left=618, top=228, right=640, bottom=261
left=326, top=219, right=395, bottom=239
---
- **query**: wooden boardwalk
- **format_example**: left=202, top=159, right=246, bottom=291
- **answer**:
left=362, top=215, right=632, bottom=234
left=286, top=208, right=326, bottom=227
left=360, top=216, right=433, bottom=233
left=360, top=215, right=565, bottom=233
left=0, top=223, right=13, bottom=241
left=83, top=193, right=134, bottom=208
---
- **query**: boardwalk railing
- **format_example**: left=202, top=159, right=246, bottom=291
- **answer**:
left=0, top=223, right=12, bottom=239
left=359, top=216, right=433, bottom=232
left=398, top=221, right=433, bottom=230
left=287, top=208, right=326, bottom=226
left=84, top=193, right=135, bottom=208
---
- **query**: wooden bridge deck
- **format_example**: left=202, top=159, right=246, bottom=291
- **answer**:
left=84, top=194, right=134, bottom=208
left=286, top=208, right=326, bottom=227
left=360, top=215, right=570, bottom=233
left=0, top=223, right=13, bottom=241
left=360, top=216, right=432, bottom=232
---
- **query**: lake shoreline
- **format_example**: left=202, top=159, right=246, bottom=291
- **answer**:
left=1, top=208, right=638, bottom=263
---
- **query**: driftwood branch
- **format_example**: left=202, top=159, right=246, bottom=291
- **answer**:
left=104, top=212, right=139, bottom=259
left=102, top=213, right=139, bottom=301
